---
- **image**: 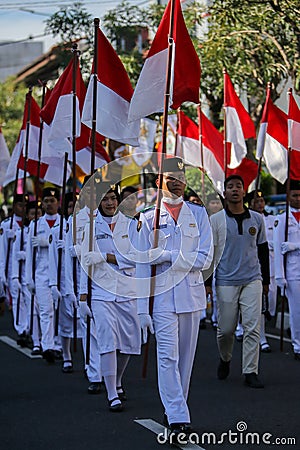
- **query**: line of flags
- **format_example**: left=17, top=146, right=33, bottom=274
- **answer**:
left=0, top=0, right=300, bottom=196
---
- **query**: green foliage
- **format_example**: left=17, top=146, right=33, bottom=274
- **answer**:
left=0, top=78, right=28, bottom=152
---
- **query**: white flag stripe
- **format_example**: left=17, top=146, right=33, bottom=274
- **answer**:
left=48, top=94, right=81, bottom=142
left=76, top=148, right=107, bottom=174
left=225, top=106, right=247, bottom=168
left=128, top=49, right=169, bottom=123
left=288, top=119, right=300, bottom=151
left=0, top=131, right=10, bottom=186
left=263, top=134, right=288, bottom=184
left=82, top=75, right=140, bottom=147
left=256, top=122, right=268, bottom=159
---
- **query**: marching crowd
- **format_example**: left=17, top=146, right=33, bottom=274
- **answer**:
left=1, top=156, right=300, bottom=444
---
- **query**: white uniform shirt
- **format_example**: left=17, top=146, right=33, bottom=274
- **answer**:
left=136, top=201, right=213, bottom=314
left=274, top=208, right=300, bottom=281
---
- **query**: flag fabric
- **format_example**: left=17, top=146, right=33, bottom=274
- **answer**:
left=82, top=28, right=140, bottom=147
left=176, top=110, right=224, bottom=192
left=130, top=118, right=157, bottom=167
left=288, top=92, right=300, bottom=151
left=224, top=71, right=256, bottom=169
left=40, top=57, right=85, bottom=155
left=4, top=94, right=71, bottom=187
left=0, top=127, right=10, bottom=186
left=176, top=110, right=257, bottom=192
left=256, top=88, right=288, bottom=184
left=128, top=0, right=201, bottom=123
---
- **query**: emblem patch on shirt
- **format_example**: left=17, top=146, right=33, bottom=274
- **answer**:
left=122, top=234, right=128, bottom=239
left=189, top=223, right=196, bottom=227
left=274, top=220, right=278, bottom=227
left=13, top=235, right=16, bottom=242
left=66, top=223, right=69, bottom=233
left=249, top=226, right=257, bottom=236
left=0, top=228, right=3, bottom=235
left=49, top=235, right=52, bottom=244
left=95, top=234, right=108, bottom=240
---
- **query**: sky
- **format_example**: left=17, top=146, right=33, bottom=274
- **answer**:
left=0, top=0, right=150, bottom=52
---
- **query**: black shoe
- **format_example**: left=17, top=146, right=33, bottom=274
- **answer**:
left=217, top=358, right=230, bottom=380
left=260, top=342, right=271, bottom=353
left=108, top=397, right=123, bottom=412
left=199, top=319, right=206, bottom=330
left=62, top=360, right=73, bottom=374
left=17, top=332, right=28, bottom=348
left=53, top=350, right=63, bottom=361
left=42, top=349, right=56, bottom=364
left=211, top=321, right=218, bottom=331
left=88, top=382, right=102, bottom=395
left=244, top=373, right=264, bottom=388
left=31, top=346, right=42, bottom=356
left=169, top=423, right=193, bottom=445
left=235, top=334, right=243, bottom=342
left=116, top=385, right=127, bottom=401
left=294, top=352, right=300, bottom=361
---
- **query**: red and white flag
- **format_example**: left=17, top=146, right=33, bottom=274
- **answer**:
left=176, top=110, right=257, bottom=192
left=128, top=0, right=201, bottom=123
left=0, top=127, right=10, bottom=186
left=4, top=94, right=70, bottom=187
left=288, top=91, right=300, bottom=152
left=256, top=87, right=288, bottom=184
left=82, top=28, right=140, bottom=147
left=224, top=70, right=256, bottom=169
left=176, top=110, right=224, bottom=192
left=40, top=57, right=85, bottom=155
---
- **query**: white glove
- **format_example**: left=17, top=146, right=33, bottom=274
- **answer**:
left=148, top=247, right=171, bottom=265
left=32, top=235, right=48, bottom=248
left=139, top=313, right=154, bottom=344
left=57, top=239, right=65, bottom=250
left=16, top=250, right=26, bottom=261
left=7, top=229, right=16, bottom=239
left=281, top=242, right=300, bottom=255
left=12, top=278, right=22, bottom=292
left=27, top=280, right=35, bottom=295
left=66, top=293, right=79, bottom=309
left=84, top=251, right=106, bottom=267
left=276, top=278, right=287, bottom=296
left=79, top=301, right=93, bottom=322
left=51, top=285, right=62, bottom=309
left=69, top=244, right=81, bottom=258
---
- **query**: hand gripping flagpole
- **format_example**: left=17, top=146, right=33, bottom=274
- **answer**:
left=86, top=18, right=99, bottom=365
left=30, top=81, right=47, bottom=335
left=142, top=0, right=177, bottom=379
left=16, top=87, right=32, bottom=326
left=71, top=43, right=80, bottom=352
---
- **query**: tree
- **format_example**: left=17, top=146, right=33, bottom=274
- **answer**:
left=0, top=78, right=28, bottom=152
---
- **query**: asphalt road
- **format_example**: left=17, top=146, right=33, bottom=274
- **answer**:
left=0, top=308, right=299, bottom=450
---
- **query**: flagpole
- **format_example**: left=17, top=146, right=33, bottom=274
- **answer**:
left=72, top=42, right=80, bottom=352
left=86, top=17, right=99, bottom=365
left=16, top=87, right=32, bottom=326
left=223, top=68, right=228, bottom=179
left=280, top=88, right=293, bottom=352
left=142, top=0, right=177, bottom=379
left=197, top=103, right=206, bottom=203
left=55, top=151, right=68, bottom=336
left=30, top=81, right=47, bottom=335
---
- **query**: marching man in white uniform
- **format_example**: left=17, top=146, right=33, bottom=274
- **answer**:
left=65, top=178, right=103, bottom=392
left=274, top=180, right=300, bottom=361
left=136, top=157, right=213, bottom=444
left=79, top=180, right=141, bottom=412
left=25, top=187, right=61, bottom=363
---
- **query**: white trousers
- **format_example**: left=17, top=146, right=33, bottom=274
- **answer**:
left=216, top=280, right=262, bottom=374
left=153, top=310, right=201, bottom=425
left=10, top=282, right=29, bottom=335
left=286, top=280, right=300, bottom=353
left=35, top=281, right=55, bottom=352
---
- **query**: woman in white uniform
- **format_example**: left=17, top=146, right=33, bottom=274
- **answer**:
left=79, top=180, right=140, bottom=412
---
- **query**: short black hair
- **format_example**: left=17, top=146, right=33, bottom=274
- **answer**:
left=224, top=175, right=244, bottom=189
